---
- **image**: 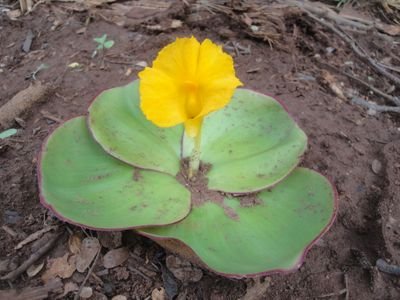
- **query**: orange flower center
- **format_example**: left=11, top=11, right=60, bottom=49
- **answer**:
left=184, top=81, right=201, bottom=118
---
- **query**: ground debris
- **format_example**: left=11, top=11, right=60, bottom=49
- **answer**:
left=151, top=287, right=166, bottom=300
left=160, top=263, right=178, bottom=300
left=41, top=253, right=76, bottom=283
left=240, top=277, right=271, bottom=300
left=26, top=262, right=44, bottom=278
left=93, top=0, right=183, bottom=30
left=103, top=247, right=129, bottom=269
left=1, top=231, right=63, bottom=281
left=189, top=1, right=292, bottom=46
left=371, top=159, right=383, bottom=174
left=376, top=259, right=400, bottom=276
left=165, top=255, right=203, bottom=283
left=0, top=81, right=51, bottom=129
left=57, top=281, right=79, bottom=298
left=53, top=0, right=118, bottom=12
left=79, top=286, right=93, bottom=299
left=320, top=70, right=346, bottom=100
left=112, top=295, right=127, bottom=300
left=68, top=233, right=83, bottom=254
left=76, top=237, right=101, bottom=273
left=22, top=30, right=34, bottom=53
left=0, top=278, right=62, bottom=300
left=97, top=231, right=122, bottom=249
left=15, top=226, right=58, bottom=250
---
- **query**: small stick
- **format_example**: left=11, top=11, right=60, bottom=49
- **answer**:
left=376, top=259, right=400, bottom=276
left=103, top=59, right=133, bottom=65
left=317, top=289, right=347, bottom=298
left=352, top=97, right=400, bottom=113
left=377, top=62, right=400, bottom=74
left=0, top=82, right=51, bottom=128
left=15, top=225, right=58, bottom=250
left=317, top=60, right=400, bottom=106
left=303, top=10, right=400, bottom=87
left=345, top=273, right=349, bottom=300
left=74, top=247, right=101, bottom=300
left=1, top=225, right=18, bottom=238
left=0, top=231, right=63, bottom=281
left=127, top=265, right=152, bottom=281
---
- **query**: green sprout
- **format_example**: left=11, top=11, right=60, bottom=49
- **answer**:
left=0, top=128, right=17, bottom=139
left=92, top=34, right=114, bottom=58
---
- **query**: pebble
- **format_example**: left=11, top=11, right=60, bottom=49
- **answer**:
left=79, top=287, right=93, bottom=299
left=103, top=282, right=115, bottom=296
left=371, top=159, right=382, bottom=174
left=112, top=296, right=127, bottom=300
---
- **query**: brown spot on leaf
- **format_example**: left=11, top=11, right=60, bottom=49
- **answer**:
left=133, top=168, right=142, bottom=182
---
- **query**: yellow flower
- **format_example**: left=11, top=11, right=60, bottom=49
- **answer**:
left=138, top=37, right=242, bottom=138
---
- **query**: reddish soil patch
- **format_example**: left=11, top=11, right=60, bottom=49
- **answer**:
left=1, top=2, right=400, bottom=299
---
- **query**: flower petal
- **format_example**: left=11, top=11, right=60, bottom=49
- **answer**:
left=196, top=39, right=242, bottom=118
left=139, top=68, right=187, bottom=127
left=152, top=36, right=200, bottom=81
left=139, top=37, right=242, bottom=131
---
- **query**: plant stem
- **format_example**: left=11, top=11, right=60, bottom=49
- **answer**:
left=188, top=129, right=202, bottom=179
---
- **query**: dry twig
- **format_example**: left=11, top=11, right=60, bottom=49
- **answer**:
left=317, top=288, right=347, bottom=298
left=304, top=11, right=400, bottom=87
left=376, top=258, right=400, bottom=276
left=73, top=247, right=101, bottom=300
left=0, top=278, right=62, bottom=300
left=1, top=231, right=63, bottom=281
left=316, top=60, right=400, bottom=106
left=352, top=96, right=400, bottom=112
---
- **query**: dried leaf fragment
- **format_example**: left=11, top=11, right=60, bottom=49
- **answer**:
left=68, top=233, right=82, bottom=254
left=240, top=277, right=271, bottom=300
left=165, top=255, right=203, bottom=282
left=41, top=254, right=76, bottom=283
left=103, top=247, right=129, bottom=269
left=15, top=226, right=57, bottom=250
left=112, top=295, right=127, bottom=300
left=59, top=281, right=79, bottom=298
left=76, top=237, right=100, bottom=273
left=97, top=231, right=122, bottom=249
left=321, top=70, right=346, bottom=100
left=80, top=286, right=93, bottom=299
left=26, top=262, right=44, bottom=278
left=151, top=287, right=166, bottom=300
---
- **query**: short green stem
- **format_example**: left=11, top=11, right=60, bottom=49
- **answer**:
left=188, top=130, right=202, bottom=179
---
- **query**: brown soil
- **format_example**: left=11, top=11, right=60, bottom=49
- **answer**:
left=177, top=160, right=225, bottom=208
left=177, top=160, right=262, bottom=220
left=1, top=1, right=400, bottom=299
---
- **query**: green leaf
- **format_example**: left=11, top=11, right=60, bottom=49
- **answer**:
left=103, top=40, right=114, bottom=49
left=94, top=34, right=107, bottom=45
left=39, top=117, right=191, bottom=229
left=139, top=168, right=336, bottom=276
left=184, top=89, right=307, bottom=193
left=88, top=81, right=183, bottom=175
left=0, top=128, right=17, bottom=139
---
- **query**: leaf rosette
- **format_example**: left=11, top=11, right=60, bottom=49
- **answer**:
left=39, top=37, right=337, bottom=277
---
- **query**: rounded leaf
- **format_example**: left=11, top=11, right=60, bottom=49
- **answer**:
left=88, top=81, right=183, bottom=175
left=139, top=168, right=337, bottom=277
left=183, top=89, right=307, bottom=193
left=39, top=117, right=191, bottom=229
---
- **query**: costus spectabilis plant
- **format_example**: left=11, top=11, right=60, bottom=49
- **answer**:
left=39, top=37, right=337, bottom=277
